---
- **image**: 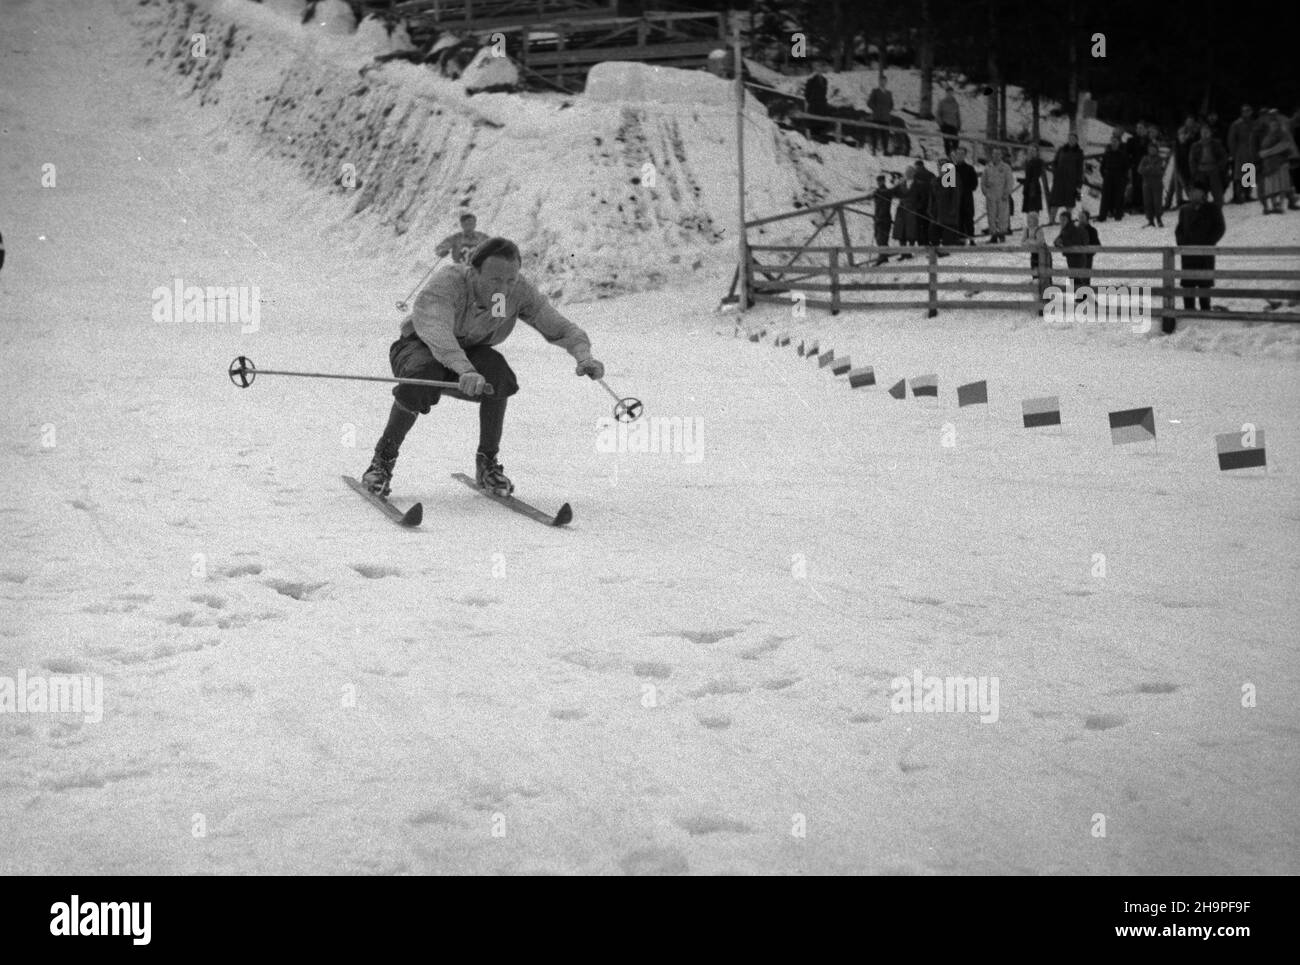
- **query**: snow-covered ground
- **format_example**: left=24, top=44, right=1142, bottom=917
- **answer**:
left=1, top=0, right=1297, bottom=875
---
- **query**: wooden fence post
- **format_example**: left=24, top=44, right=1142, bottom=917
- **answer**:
left=829, top=248, right=841, bottom=315
left=1161, top=247, right=1176, bottom=332
left=927, top=246, right=938, bottom=318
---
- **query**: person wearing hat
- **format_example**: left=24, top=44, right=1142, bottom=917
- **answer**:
left=1171, top=180, right=1226, bottom=332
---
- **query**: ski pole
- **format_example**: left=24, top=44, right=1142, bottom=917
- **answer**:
left=227, top=356, right=493, bottom=395
left=396, top=255, right=445, bottom=312
left=596, top=377, right=643, bottom=422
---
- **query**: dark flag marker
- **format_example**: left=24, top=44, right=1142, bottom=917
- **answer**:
left=818, top=350, right=834, bottom=368
left=776, top=334, right=790, bottom=347
left=910, top=374, right=938, bottom=397
left=831, top=357, right=852, bottom=375
left=1022, top=396, right=1061, bottom=428
left=957, top=380, right=988, bottom=407
left=1216, top=430, right=1266, bottom=470
left=888, top=378, right=907, bottom=399
left=748, top=332, right=760, bottom=343
left=797, top=340, right=805, bottom=356
left=848, top=366, right=875, bottom=388
left=1109, top=407, right=1156, bottom=446
left=806, top=340, right=820, bottom=359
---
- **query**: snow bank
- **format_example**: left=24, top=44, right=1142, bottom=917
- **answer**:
left=125, top=0, right=857, bottom=301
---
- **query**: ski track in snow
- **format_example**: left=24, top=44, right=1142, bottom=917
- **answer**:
left=0, top=0, right=1297, bottom=875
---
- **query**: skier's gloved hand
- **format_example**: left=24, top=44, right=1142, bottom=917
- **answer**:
left=458, top=371, right=487, bottom=397
left=575, top=357, right=605, bottom=380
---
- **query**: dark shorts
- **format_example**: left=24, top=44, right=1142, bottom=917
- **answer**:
left=389, top=334, right=519, bottom=414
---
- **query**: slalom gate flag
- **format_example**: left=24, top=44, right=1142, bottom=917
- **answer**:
left=1022, top=396, right=1061, bottom=428
left=831, top=357, right=852, bottom=375
left=910, top=374, right=938, bottom=397
left=848, top=366, right=876, bottom=388
left=797, top=341, right=805, bottom=356
left=888, top=378, right=907, bottom=399
left=748, top=331, right=760, bottom=342
left=957, top=380, right=988, bottom=407
left=1109, top=407, right=1156, bottom=446
left=1216, top=430, right=1266, bottom=470
left=806, top=341, right=820, bottom=358
left=818, top=350, right=835, bottom=368
left=776, top=334, right=790, bottom=347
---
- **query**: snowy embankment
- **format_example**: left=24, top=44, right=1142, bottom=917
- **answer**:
left=124, top=0, right=872, bottom=302
left=0, top=0, right=1297, bottom=876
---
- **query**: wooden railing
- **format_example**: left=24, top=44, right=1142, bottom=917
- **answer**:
left=737, top=243, right=1300, bottom=325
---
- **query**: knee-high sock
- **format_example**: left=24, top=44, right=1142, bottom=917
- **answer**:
left=377, top=400, right=417, bottom=455
left=478, top=397, right=507, bottom=458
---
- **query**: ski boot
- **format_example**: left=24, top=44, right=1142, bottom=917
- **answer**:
left=475, top=451, right=514, bottom=497
left=362, top=442, right=399, bottom=498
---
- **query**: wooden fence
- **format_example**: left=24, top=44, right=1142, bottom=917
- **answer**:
left=734, top=240, right=1300, bottom=325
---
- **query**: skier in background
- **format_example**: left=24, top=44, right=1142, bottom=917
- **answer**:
left=361, top=238, right=605, bottom=498
left=435, top=212, right=491, bottom=264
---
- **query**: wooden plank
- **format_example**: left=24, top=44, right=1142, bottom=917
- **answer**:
left=523, top=40, right=721, bottom=66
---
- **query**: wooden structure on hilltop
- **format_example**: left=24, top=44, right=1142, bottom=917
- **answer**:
left=359, top=1, right=726, bottom=92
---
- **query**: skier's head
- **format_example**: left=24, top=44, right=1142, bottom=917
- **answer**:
left=468, top=237, right=522, bottom=306
left=459, top=212, right=478, bottom=233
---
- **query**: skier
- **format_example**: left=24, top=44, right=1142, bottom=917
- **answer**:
left=361, top=237, right=605, bottom=498
left=435, top=212, right=491, bottom=264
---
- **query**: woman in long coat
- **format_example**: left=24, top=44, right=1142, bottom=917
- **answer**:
left=1258, top=111, right=1300, bottom=213
left=893, top=166, right=931, bottom=249
left=1048, top=132, right=1085, bottom=220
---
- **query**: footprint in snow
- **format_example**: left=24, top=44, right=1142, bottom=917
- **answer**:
left=632, top=661, right=672, bottom=679
left=1083, top=713, right=1127, bottom=731
left=352, top=563, right=402, bottom=579
left=620, top=847, right=690, bottom=875
left=674, top=814, right=751, bottom=836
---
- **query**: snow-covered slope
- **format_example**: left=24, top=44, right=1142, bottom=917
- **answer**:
left=1, top=0, right=1297, bottom=876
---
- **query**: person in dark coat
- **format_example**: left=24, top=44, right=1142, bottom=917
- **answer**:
left=1078, top=209, right=1100, bottom=284
left=892, top=165, right=928, bottom=257
left=866, top=76, right=894, bottom=156
left=1226, top=104, right=1257, bottom=203
left=951, top=146, right=979, bottom=243
left=1138, top=141, right=1167, bottom=227
left=872, top=174, right=895, bottom=264
left=1125, top=121, right=1150, bottom=212
left=1099, top=133, right=1128, bottom=221
left=1171, top=180, right=1227, bottom=331
left=1048, top=133, right=1084, bottom=221
left=1020, top=149, right=1051, bottom=234
left=1054, top=209, right=1091, bottom=293
left=930, top=158, right=963, bottom=248
left=1165, top=116, right=1197, bottom=210
left=804, top=72, right=829, bottom=116
left=1188, top=125, right=1228, bottom=206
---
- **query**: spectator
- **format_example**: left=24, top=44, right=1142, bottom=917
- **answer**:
left=435, top=212, right=491, bottom=264
left=1226, top=104, right=1257, bottom=203
left=1078, top=209, right=1100, bottom=284
left=893, top=164, right=929, bottom=258
left=1291, top=106, right=1300, bottom=196
left=1021, top=148, right=1051, bottom=235
left=1188, top=125, right=1228, bottom=206
left=1053, top=209, right=1090, bottom=294
left=866, top=76, right=894, bottom=156
left=1165, top=116, right=1197, bottom=210
left=1099, top=133, right=1128, bottom=221
left=872, top=174, right=896, bottom=263
left=804, top=72, right=829, bottom=116
left=936, top=85, right=961, bottom=154
left=1258, top=110, right=1300, bottom=213
left=1027, top=221, right=1053, bottom=302
left=1172, top=179, right=1226, bottom=330
left=1048, top=133, right=1084, bottom=222
left=1126, top=121, right=1150, bottom=212
left=1138, top=141, right=1167, bottom=227
left=981, top=149, right=1014, bottom=242
left=952, top=146, right=979, bottom=243
left=930, top=157, right=963, bottom=248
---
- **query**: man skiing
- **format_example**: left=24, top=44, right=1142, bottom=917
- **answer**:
left=435, top=212, right=491, bottom=264
left=361, top=237, right=604, bottom=498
